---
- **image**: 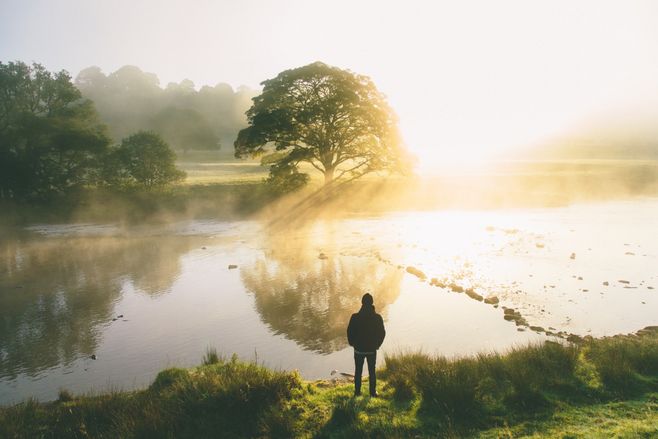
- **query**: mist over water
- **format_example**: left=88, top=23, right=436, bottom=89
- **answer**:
left=1, top=197, right=656, bottom=404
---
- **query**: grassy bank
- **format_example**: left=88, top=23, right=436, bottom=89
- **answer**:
left=1, top=328, right=656, bottom=438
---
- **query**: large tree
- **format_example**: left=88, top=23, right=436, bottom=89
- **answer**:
left=234, top=62, right=408, bottom=186
left=0, top=61, right=110, bottom=199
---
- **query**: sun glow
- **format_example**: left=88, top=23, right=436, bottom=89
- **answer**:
left=4, top=0, right=657, bottom=174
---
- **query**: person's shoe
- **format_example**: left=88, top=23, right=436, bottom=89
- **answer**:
left=354, top=391, right=361, bottom=397
left=369, top=392, right=379, bottom=398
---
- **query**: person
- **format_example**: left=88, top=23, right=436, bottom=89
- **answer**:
left=347, top=293, right=386, bottom=397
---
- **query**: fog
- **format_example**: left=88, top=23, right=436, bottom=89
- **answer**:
left=75, top=65, right=256, bottom=152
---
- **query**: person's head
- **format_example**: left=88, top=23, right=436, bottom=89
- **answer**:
left=361, top=293, right=373, bottom=307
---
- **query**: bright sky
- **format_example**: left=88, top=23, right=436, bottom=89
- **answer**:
left=2, top=0, right=658, bottom=171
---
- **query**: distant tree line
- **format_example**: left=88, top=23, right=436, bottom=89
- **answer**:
left=1, top=60, right=408, bottom=201
left=0, top=61, right=185, bottom=200
left=75, top=65, right=256, bottom=153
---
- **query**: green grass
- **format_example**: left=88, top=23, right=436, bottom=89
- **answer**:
left=0, top=355, right=303, bottom=438
left=1, top=329, right=657, bottom=438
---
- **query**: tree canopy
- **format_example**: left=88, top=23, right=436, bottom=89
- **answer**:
left=105, top=131, right=185, bottom=189
left=0, top=61, right=110, bottom=199
left=234, top=62, right=409, bottom=186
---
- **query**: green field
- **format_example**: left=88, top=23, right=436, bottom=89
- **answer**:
left=176, top=151, right=268, bottom=185
left=176, top=151, right=331, bottom=186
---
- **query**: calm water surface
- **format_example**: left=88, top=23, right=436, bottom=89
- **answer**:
left=1, top=199, right=657, bottom=404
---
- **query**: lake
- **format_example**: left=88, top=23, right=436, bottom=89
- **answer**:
left=1, top=198, right=657, bottom=404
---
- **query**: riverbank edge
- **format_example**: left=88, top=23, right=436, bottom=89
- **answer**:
left=1, top=327, right=656, bottom=438
left=5, top=169, right=658, bottom=228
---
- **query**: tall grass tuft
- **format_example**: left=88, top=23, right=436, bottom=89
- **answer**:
left=57, top=388, right=74, bottom=402
left=384, top=329, right=658, bottom=428
left=585, top=332, right=658, bottom=395
left=202, top=347, right=221, bottom=365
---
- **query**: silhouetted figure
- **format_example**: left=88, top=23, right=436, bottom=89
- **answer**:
left=347, top=293, right=386, bottom=396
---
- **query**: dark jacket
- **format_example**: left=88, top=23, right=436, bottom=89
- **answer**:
left=347, top=305, right=386, bottom=352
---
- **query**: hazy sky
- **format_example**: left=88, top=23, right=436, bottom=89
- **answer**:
left=2, top=0, right=658, bottom=168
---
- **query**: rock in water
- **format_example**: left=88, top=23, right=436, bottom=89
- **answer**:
left=502, top=308, right=528, bottom=326
left=405, top=266, right=426, bottom=280
left=465, top=288, right=484, bottom=302
left=430, top=278, right=447, bottom=288
left=449, top=283, right=464, bottom=293
left=570, top=252, right=576, bottom=260
left=318, top=253, right=328, bottom=260
left=228, top=264, right=238, bottom=269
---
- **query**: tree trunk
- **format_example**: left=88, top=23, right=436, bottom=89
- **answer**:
left=323, top=167, right=334, bottom=185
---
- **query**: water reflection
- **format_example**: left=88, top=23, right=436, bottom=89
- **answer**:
left=0, top=234, right=202, bottom=379
left=241, top=229, right=403, bottom=354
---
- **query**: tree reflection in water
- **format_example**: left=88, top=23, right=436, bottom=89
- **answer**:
left=241, top=227, right=403, bottom=354
left=0, top=234, right=202, bottom=379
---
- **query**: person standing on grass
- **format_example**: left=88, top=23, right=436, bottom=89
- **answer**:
left=347, top=293, right=386, bottom=397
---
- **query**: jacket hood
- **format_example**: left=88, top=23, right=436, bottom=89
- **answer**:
left=359, top=304, right=375, bottom=314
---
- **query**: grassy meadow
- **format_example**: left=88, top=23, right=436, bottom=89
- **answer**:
left=1, top=327, right=656, bottom=438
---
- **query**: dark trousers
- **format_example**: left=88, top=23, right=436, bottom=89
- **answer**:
left=354, top=352, right=377, bottom=396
